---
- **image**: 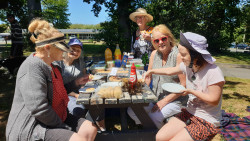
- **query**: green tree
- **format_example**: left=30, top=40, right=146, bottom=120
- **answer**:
left=69, top=24, right=101, bottom=29
left=146, top=0, right=245, bottom=53
left=42, top=0, right=71, bottom=29
left=0, top=24, right=7, bottom=33
left=83, top=0, right=135, bottom=52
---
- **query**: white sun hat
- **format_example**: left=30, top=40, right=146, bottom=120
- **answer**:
left=180, top=32, right=216, bottom=64
left=129, top=8, right=153, bottom=23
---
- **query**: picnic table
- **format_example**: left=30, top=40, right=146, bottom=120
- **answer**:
left=76, top=76, right=159, bottom=141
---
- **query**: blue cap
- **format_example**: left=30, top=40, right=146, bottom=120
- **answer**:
left=68, top=38, right=83, bottom=50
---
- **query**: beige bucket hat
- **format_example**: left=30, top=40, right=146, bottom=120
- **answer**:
left=129, top=8, right=153, bottom=22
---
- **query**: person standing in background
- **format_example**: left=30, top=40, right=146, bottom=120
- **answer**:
left=130, top=8, right=154, bottom=60
left=5, top=14, right=23, bottom=58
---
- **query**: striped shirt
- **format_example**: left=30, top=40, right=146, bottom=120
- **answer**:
left=10, top=20, right=23, bottom=44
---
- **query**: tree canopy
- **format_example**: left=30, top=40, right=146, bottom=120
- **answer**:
left=84, top=0, right=249, bottom=53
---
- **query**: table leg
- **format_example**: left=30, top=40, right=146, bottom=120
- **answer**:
left=130, top=105, right=157, bottom=129
left=120, top=108, right=128, bottom=131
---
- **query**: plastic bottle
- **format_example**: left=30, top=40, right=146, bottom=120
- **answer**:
left=105, top=48, right=112, bottom=63
left=114, top=44, right=122, bottom=60
left=121, top=52, right=128, bottom=68
left=129, top=63, right=137, bottom=91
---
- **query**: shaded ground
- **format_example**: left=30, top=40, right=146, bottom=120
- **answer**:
left=216, top=63, right=250, bottom=79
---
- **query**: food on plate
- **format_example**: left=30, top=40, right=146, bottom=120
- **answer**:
left=109, top=76, right=122, bottom=82
left=89, top=74, right=94, bottom=80
left=86, top=88, right=95, bottom=92
left=97, top=86, right=123, bottom=99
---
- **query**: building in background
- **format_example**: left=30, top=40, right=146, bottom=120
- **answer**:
left=58, top=29, right=99, bottom=40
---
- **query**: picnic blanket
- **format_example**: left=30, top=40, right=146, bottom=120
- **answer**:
left=219, top=109, right=250, bottom=141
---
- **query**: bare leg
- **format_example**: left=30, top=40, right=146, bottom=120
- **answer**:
left=76, top=120, right=97, bottom=141
left=69, top=133, right=87, bottom=141
left=96, top=119, right=106, bottom=131
left=170, top=128, right=193, bottom=141
left=156, top=117, right=186, bottom=141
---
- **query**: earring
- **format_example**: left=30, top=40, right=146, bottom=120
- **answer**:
left=48, top=51, right=50, bottom=58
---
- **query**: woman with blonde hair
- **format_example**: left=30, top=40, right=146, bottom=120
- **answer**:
left=127, top=24, right=188, bottom=129
left=6, top=18, right=97, bottom=141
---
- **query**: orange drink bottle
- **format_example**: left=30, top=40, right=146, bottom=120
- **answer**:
left=105, top=48, right=112, bottom=63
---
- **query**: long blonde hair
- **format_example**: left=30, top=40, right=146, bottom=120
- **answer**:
left=151, top=24, right=177, bottom=48
left=28, top=18, right=64, bottom=51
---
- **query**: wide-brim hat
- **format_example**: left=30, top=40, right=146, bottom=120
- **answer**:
left=68, top=38, right=83, bottom=50
left=35, top=35, right=71, bottom=52
left=129, top=8, right=153, bottom=22
left=179, top=32, right=216, bottom=64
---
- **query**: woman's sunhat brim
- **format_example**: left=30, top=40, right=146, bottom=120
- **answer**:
left=179, top=32, right=216, bottom=64
left=35, top=36, right=71, bottom=52
left=129, top=13, right=153, bottom=22
left=129, top=8, right=153, bottom=23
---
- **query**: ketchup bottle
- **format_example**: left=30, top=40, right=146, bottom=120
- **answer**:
left=129, top=63, right=137, bottom=90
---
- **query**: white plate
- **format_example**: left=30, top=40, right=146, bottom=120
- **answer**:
left=92, top=75, right=104, bottom=81
left=100, top=82, right=120, bottom=87
left=79, top=86, right=96, bottom=93
left=161, top=83, right=186, bottom=93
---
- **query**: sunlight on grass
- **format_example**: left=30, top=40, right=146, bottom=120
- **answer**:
left=214, top=53, right=250, bottom=65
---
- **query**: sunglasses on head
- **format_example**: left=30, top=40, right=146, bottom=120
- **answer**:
left=153, top=36, right=168, bottom=44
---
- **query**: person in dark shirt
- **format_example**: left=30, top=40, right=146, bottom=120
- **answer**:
left=5, top=14, right=24, bottom=58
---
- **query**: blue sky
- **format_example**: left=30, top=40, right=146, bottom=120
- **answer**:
left=0, top=0, right=109, bottom=25
left=68, top=0, right=109, bottom=25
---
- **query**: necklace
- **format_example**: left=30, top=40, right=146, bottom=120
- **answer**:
left=191, top=66, right=200, bottom=81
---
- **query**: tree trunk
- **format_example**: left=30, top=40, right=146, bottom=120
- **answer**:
left=117, top=0, right=131, bottom=51
left=27, top=0, right=42, bottom=22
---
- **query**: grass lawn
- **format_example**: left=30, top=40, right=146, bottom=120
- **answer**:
left=0, top=44, right=249, bottom=140
left=213, top=52, right=250, bottom=65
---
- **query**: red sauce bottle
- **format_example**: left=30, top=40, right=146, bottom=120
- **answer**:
left=129, top=63, right=137, bottom=91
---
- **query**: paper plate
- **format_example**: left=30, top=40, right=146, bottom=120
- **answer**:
left=92, top=75, right=104, bottom=81
left=100, top=82, right=120, bottom=87
left=161, top=83, right=186, bottom=93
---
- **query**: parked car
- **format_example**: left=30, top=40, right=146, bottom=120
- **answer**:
left=237, top=44, right=248, bottom=49
left=69, top=35, right=76, bottom=39
left=245, top=46, right=250, bottom=50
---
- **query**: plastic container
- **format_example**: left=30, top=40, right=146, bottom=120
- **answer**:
left=128, top=59, right=142, bottom=65
left=107, top=60, right=115, bottom=68
left=126, top=64, right=144, bottom=70
left=114, top=44, right=122, bottom=60
left=105, top=48, right=112, bottom=63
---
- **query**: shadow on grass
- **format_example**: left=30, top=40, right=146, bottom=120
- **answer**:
left=222, top=91, right=250, bottom=102
left=0, top=69, right=16, bottom=141
left=223, top=80, right=242, bottom=89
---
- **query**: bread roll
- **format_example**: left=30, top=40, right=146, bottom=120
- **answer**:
left=113, top=86, right=123, bottom=99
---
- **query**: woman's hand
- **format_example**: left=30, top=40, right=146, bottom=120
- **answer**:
left=180, top=89, right=193, bottom=96
left=75, top=74, right=89, bottom=86
left=144, top=70, right=152, bottom=81
left=142, top=32, right=151, bottom=41
left=151, top=100, right=168, bottom=112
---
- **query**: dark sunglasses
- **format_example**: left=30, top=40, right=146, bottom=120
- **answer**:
left=153, top=36, right=168, bottom=44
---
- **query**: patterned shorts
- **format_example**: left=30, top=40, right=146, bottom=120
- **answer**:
left=175, top=109, right=218, bottom=141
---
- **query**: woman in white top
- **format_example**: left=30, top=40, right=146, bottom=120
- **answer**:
left=144, top=32, right=225, bottom=141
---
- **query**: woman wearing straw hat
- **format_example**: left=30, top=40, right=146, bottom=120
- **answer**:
left=130, top=8, right=154, bottom=60
left=144, top=32, right=225, bottom=141
left=6, top=18, right=97, bottom=141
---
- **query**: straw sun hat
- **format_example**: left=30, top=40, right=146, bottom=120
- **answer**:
left=129, top=8, right=153, bottom=22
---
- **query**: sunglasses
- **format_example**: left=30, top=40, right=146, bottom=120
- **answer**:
left=153, top=36, right=168, bottom=44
